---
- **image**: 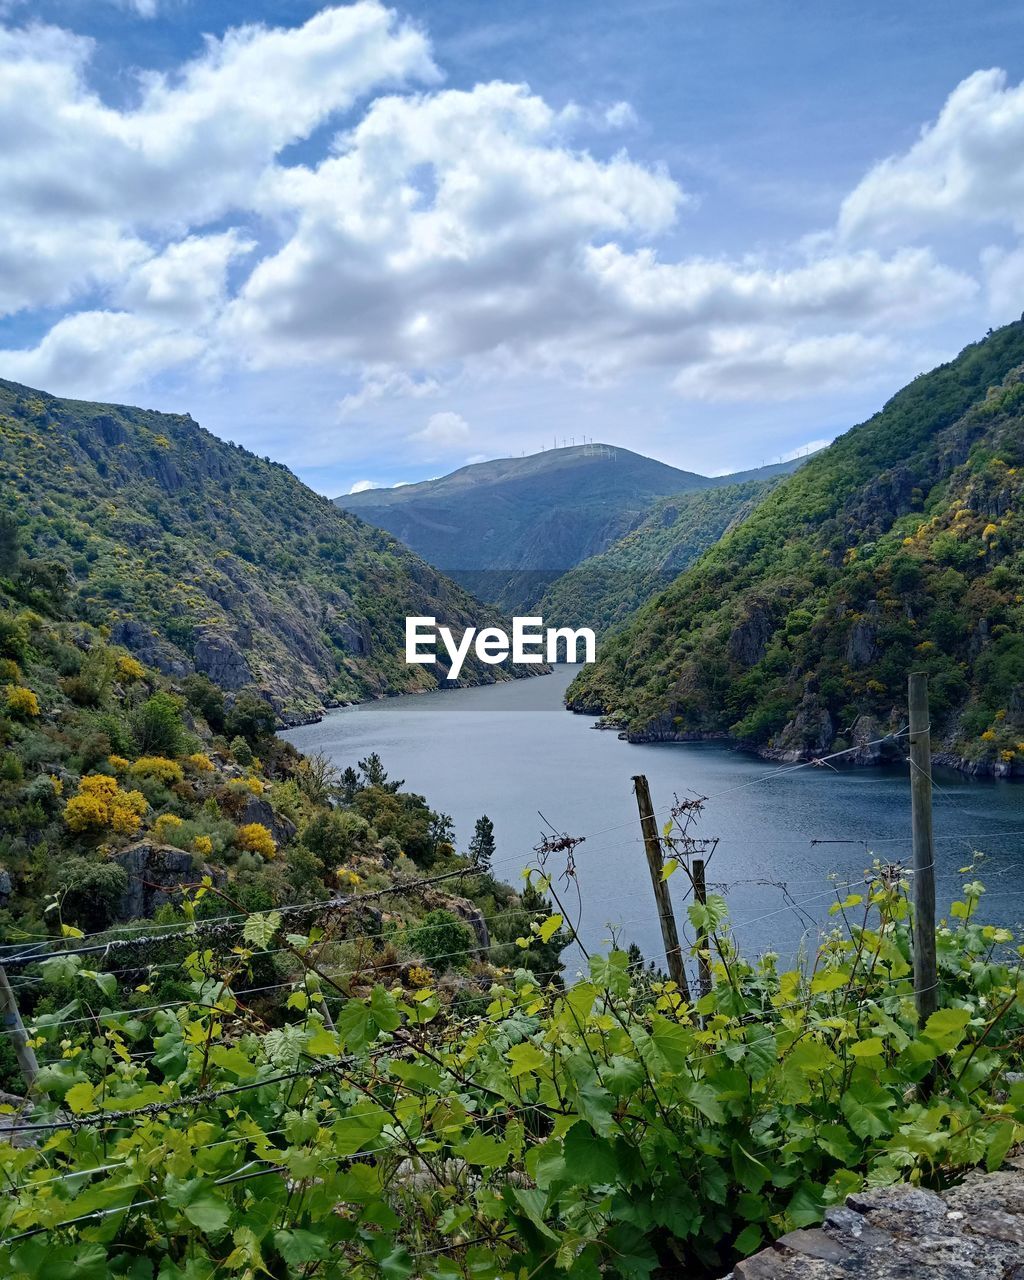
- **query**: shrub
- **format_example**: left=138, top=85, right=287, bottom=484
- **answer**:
left=229, top=736, right=253, bottom=766
left=185, top=752, right=214, bottom=774
left=152, top=813, right=185, bottom=842
left=193, top=834, right=213, bottom=857
left=129, top=756, right=184, bottom=786
left=403, top=909, right=475, bottom=973
left=131, top=692, right=186, bottom=757
left=301, top=809, right=372, bottom=869
left=236, top=822, right=276, bottom=859
left=4, top=684, right=39, bottom=719
left=64, top=774, right=148, bottom=837
left=54, top=856, right=129, bottom=933
left=116, top=653, right=147, bottom=681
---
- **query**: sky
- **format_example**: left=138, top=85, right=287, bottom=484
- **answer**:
left=1, top=1, right=1023, bottom=495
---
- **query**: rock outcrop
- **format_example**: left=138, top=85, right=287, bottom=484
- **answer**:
left=725, top=1159, right=1024, bottom=1278
left=110, top=842, right=198, bottom=921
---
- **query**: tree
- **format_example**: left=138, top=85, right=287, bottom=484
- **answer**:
left=468, top=815, right=495, bottom=872
left=224, top=691, right=276, bottom=748
left=357, top=752, right=402, bottom=793
left=182, top=674, right=226, bottom=733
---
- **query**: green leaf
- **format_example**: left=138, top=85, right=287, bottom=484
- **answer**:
left=921, top=1007, right=971, bottom=1053
left=679, top=1078, right=725, bottom=1124
left=273, top=1230, right=330, bottom=1266
left=65, top=1081, right=95, bottom=1114
left=537, top=914, right=563, bottom=943
left=649, top=1015, right=693, bottom=1070
left=734, top=1223, right=763, bottom=1255
left=731, top=1140, right=770, bottom=1193
left=457, top=1132, right=511, bottom=1167
left=661, top=858, right=679, bottom=881
left=810, top=968, right=848, bottom=994
left=242, top=910, right=281, bottom=948
left=507, top=1041, right=548, bottom=1077
left=986, top=1119, right=1016, bottom=1172
left=562, top=1122, right=618, bottom=1186
left=840, top=1082, right=894, bottom=1139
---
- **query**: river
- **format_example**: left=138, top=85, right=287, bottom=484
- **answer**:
left=283, top=666, right=1024, bottom=972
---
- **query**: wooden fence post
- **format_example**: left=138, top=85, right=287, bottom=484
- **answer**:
left=633, top=775, right=691, bottom=1002
left=0, top=964, right=38, bottom=1091
left=909, top=672, right=938, bottom=1025
left=692, top=857, right=713, bottom=1000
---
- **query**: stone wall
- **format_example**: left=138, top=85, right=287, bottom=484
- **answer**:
left=726, top=1159, right=1024, bottom=1278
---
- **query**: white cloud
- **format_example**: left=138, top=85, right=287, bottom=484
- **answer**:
left=780, top=438, right=831, bottom=462
left=412, top=411, right=471, bottom=446
left=338, top=368, right=441, bottom=415
left=671, top=331, right=899, bottom=402
left=840, top=69, right=1024, bottom=240
left=604, top=101, right=638, bottom=129
left=348, top=479, right=379, bottom=493
left=0, top=8, right=1003, bottom=420
left=0, top=310, right=202, bottom=393
left=0, top=5, right=436, bottom=322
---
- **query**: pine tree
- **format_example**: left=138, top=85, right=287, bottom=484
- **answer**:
left=468, top=815, right=495, bottom=871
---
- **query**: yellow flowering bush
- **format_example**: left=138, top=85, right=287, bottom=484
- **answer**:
left=129, top=756, right=184, bottom=785
left=116, top=654, right=147, bottom=681
left=337, top=868, right=362, bottom=887
left=0, top=659, right=19, bottom=682
left=185, top=753, right=214, bottom=774
left=193, top=835, right=214, bottom=857
left=65, top=774, right=148, bottom=837
left=152, top=813, right=184, bottom=842
left=406, top=965, right=432, bottom=989
left=4, top=684, right=39, bottom=719
left=236, top=823, right=276, bottom=859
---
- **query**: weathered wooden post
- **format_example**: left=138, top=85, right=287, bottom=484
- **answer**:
left=0, top=964, right=38, bottom=1091
left=633, top=775, right=691, bottom=1001
left=908, top=672, right=938, bottom=1025
left=692, top=857, right=713, bottom=1000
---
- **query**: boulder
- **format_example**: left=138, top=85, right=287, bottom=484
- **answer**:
left=729, top=602, right=774, bottom=668
left=110, top=842, right=197, bottom=921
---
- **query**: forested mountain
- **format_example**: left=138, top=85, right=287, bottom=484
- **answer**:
left=338, top=443, right=804, bottom=612
left=0, top=380, right=529, bottom=721
left=536, top=476, right=782, bottom=634
left=568, top=318, right=1024, bottom=775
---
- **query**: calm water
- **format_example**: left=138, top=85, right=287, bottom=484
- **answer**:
left=283, top=667, right=1024, bottom=972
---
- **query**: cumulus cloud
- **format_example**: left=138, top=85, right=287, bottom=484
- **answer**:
left=840, top=69, right=1024, bottom=240
left=0, top=6, right=1004, bottom=417
left=412, top=411, right=471, bottom=447
left=348, top=479, right=379, bottom=493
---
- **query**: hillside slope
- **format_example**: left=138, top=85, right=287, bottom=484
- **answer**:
left=568, top=319, right=1024, bottom=775
left=536, top=476, right=783, bottom=634
left=338, top=444, right=801, bottom=612
left=0, top=380, right=526, bottom=720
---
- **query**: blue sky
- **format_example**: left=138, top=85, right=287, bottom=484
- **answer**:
left=1, top=1, right=1023, bottom=494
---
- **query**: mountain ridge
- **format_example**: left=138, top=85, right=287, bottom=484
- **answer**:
left=0, top=378, right=534, bottom=721
left=337, top=442, right=808, bottom=612
left=567, top=318, right=1024, bottom=776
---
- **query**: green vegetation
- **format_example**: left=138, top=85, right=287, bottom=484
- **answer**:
left=569, top=319, right=1024, bottom=772
left=538, top=478, right=779, bottom=634
left=1, top=861, right=1023, bottom=1278
left=0, top=517, right=567, bottom=1097
left=0, top=379, right=528, bottom=720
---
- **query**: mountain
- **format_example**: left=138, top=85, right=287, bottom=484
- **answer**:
left=536, top=476, right=784, bottom=635
left=0, top=380, right=532, bottom=721
left=567, top=318, right=1024, bottom=776
left=337, top=443, right=805, bottom=612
